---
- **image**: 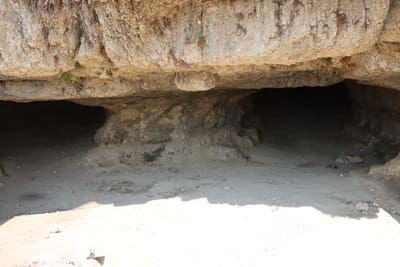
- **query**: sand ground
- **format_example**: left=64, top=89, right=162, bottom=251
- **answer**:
left=1, top=89, right=400, bottom=266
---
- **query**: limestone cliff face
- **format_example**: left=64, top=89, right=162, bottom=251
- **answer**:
left=0, top=0, right=399, bottom=101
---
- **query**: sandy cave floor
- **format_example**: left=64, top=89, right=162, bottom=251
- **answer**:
left=1, top=89, right=400, bottom=266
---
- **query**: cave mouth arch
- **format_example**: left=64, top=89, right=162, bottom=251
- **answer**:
left=243, top=82, right=400, bottom=168
left=242, top=83, right=354, bottom=162
left=0, top=83, right=362, bottom=160
left=0, top=82, right=398, bottom=167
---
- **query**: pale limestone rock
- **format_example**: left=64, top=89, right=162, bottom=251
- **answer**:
left=3, top=0, right=400, bottom=164
left=380, top=0, right=400, bottom=42
left=369, top=153, right=400, bottom=178
left=0, top=0, right=398, bottom=101
left=355, top=202, right=370, bottom=211
left=174, top=72, right=216, bottom=91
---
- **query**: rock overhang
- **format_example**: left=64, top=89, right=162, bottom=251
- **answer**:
left=0, top=0, right=398, bottom=102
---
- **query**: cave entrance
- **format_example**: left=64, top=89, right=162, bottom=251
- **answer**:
left=247, top=83, right=357, bottom=165
left=0, top=101, right=105, bottom=157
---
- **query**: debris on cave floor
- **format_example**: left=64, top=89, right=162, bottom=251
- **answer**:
left=335, top=153, right=364, bottom=164
left=326, top=163, right=338, bottom=169
left=297, top=162, right=320, bottom=168
left=97, top=179, right=154, bottom=194
left=354, top=142, right=369, bottom=152
left=355, top=201, right=371, bottom=212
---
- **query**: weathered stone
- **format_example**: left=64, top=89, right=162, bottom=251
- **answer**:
left=355, top=202, right=370, bottom=211
left=380, top=0, right=400, bottom=43
left=0, top=0, right=397, bottom=100
left=92, top=90, right=258, bottom=152
left=174, top=72, right=216, bottom=91
left=369, top=153, right=400, bottom=178
left=3, top=0, right=400, bottom=162
left=346, top=82, right=400, bottom=143
left=335, top=154, right=363, bottom=164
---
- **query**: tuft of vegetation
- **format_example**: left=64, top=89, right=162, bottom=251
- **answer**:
left=60, top=71, right=75, bottom=82
left=78, top=29, right=84, bottom=40
left=74, top=61, right=83, bottom=69
left=323, top=57, right=333, bottom=64
left=143, top=145, right=165, bottom=162
left=197, top=35, right=207, bottom=49
left=101, top=59, right=114, bottom=66
left=331, top=67, right=341, bottom=75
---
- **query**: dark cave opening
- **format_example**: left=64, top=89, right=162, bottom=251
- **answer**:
left=248, top=83, right=351, bottom=142
left=244, top=82, right=400, bottom=168
left=0, top=101, right=106, bottom=150
left=242, top=83, right=364, bottom=166
left=0, top=83, right=399, bottom=166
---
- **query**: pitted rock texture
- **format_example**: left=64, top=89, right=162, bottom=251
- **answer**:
left=0, top=0, right=399, bottom=102
left=79, top=90, right=259, bottom=163
left=369, top=153, right=400, bottom=181
left=3, top=0, right=400, bottom=162
left=346, top=82, right=400, bottom=143
left=91, top=90, right=258, bottom=150
left=345, top=82, right=400, bottom=179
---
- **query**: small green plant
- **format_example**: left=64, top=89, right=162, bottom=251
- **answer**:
left=323, top=57, right=333, bottom=64
left=197, top=35, right=207, bottom=49
left=78, top=29, right=84, bottom=40
left=331, top=67, right=341, bottom=75
left=74, top=61, right=82, bottom=69
left=60, top=71, right=75, bottom=82
left=143, top=145, right=165, bottom=162
left=102, top=59, right=114, bottom=66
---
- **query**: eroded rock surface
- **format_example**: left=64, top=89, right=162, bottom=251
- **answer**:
left=84, top=90, right=259, bottom=162
left=345, top=82, right=400, bottom=180
left=346, top=82, right=400, bottom=143
left=3, top=0, right=400, bottom=161
left=369, top=154, right=400, bottom=179
left=0, top=0, right=398, bottom=98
